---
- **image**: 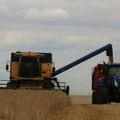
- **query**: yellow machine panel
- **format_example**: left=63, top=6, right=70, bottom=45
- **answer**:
left=10, top=62, right=19, bottom=80
left=41, top=63, right=52, bottom=78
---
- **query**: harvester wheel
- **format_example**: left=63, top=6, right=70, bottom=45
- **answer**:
left=65, top=86, right=69, bottom=95
left=96, top=87, right=109, bottom=104
left=7, top=82, right=11, bottom=88
left=7, top=81, right=18, bottom=89
left=92, top=91, right=97, bottom=104
left=42, top=80, right=54, bottom=90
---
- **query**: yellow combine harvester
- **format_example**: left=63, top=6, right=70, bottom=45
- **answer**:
left=5, top=51, right=69, bottom=94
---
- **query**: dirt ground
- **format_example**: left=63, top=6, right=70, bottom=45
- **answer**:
left=0, top=90, right=120, bottom=120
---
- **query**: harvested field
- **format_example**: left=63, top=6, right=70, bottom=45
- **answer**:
left=63, top=104, right=120, bottom=120
left=0, top=90, right=120, bottom=120
left=0, top=90, right=70, bottom=120
left=71, top=95, right=91, bottom=104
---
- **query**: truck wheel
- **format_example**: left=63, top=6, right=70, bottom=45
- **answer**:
left=92, top=91, right=97, bottom=104
left=96, top=87, right=109, bottom=104
left=65, top=86, right=69, bottom=95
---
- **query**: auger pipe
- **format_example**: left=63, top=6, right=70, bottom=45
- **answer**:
left=53, top=43, right=113, bottom=77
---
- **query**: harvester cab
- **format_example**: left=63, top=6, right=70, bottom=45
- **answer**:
left=107, top=64, right=120, bottom=89
left=108, top=64, right=120, bottom=85
left=105, top=64, right=120, bottom=101
left=9, top=52, right=51, bottom=80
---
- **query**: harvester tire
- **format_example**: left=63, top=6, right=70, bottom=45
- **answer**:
left=92, top=91, right=97, bottom=104
left=65, top=86, right=69, bottom=95
left=7, top=81, right=18, bottom=89
left=7, top=82, right=11, bottom=88
left=96, top=87, right=109, bottom=104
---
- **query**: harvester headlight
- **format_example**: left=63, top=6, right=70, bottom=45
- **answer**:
left=114, top=79, right=119, bottom=88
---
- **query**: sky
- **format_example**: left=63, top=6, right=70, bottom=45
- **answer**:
left=0, top=0, right=120, bottom=95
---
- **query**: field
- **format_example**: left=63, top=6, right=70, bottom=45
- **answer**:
left=0, top=90, right=120, bottom=120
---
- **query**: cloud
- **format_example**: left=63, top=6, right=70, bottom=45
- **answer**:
left=0, top=4, right=11, bottom=15
left=23, top=8, right=70, bottom=21
left=93, top=1, right=108, bottom=9
left=1, top=31, right=34, bottom=46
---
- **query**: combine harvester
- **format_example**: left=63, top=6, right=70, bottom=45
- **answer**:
left=0, top=43, right=119, bottom=104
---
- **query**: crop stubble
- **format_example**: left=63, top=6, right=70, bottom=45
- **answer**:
left=0, top=90, right=70, bottom=120
left=0, top=90, right=120, bottom=120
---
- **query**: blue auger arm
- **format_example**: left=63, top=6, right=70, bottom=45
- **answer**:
left=53, top=43, right=113, bottom=77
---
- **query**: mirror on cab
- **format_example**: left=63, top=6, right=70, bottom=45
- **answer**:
left=6, top=64, right=9, bottom=71
left=6, top=61, right=10, bottom=71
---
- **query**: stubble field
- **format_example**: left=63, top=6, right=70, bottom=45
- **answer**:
left=0, top=90, right=120, bottom=120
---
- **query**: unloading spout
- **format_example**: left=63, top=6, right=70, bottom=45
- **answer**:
left=53, top=43, right=113, bottom=77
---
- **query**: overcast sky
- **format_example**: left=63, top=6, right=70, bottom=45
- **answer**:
left=0, top=0, right=120, bottom=95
